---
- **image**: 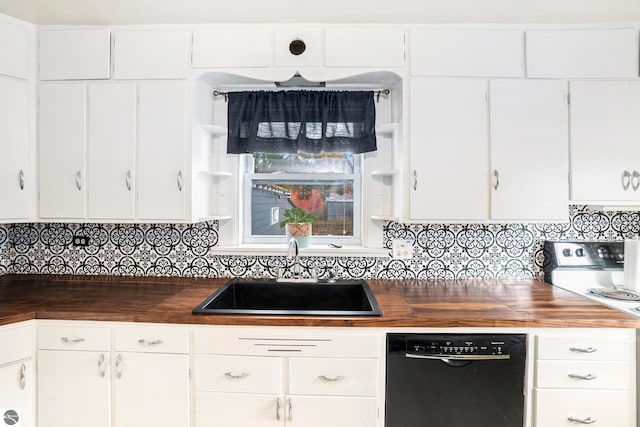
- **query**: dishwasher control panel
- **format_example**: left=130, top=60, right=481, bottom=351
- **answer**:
left=390, top=334, right=526, bottom=358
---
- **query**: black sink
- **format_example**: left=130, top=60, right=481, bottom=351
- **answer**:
left=192, top=278, right=382, bottom=316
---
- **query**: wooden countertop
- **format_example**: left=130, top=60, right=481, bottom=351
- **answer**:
left=1, top=274, right=639, bottom=328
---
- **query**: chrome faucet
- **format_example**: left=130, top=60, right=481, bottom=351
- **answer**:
left=287, top=237, right=301, bottom=279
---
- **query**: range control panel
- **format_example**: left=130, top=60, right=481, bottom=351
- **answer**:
left=545, top=241, right=624, bottom=268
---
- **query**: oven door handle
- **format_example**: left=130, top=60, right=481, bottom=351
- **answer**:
left=405, top=353, right=511, bottom=361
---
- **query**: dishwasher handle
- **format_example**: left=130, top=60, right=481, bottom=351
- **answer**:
left=405, top=353, right=511, bottom=361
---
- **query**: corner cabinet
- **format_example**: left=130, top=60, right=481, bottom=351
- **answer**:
left=193, top=328, right=381, bottom=427
left=0, top=323, right=35, bottom=427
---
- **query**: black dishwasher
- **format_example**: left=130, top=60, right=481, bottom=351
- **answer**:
left=386, top=333, right=527, bottom=427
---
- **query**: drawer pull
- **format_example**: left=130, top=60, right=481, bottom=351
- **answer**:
left=276, top=397, right=282, bottom=421
left=318, top=375, right=346, bottom=382
left=569, top=346, right=597, bottom=354
left=115, top=354, right=123, bottom=379
left=568, top=416, right=597, bottom=424
left=61, top=337, right=86, bottom=344
left=97, top=353, right=106, bottom=378
left=288, top=397, right=293, bottom=422
left=568, top=373, right=597, bottom=381
left=224, top=372, right=250, bottom=380
left=138, top=339, right=163, bottom=346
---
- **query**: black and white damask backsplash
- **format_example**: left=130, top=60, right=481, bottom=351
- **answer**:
left=1, top=205, right=639, bottom=280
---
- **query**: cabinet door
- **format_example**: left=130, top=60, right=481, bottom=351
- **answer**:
left=489, top=79, right=568, bottom=221
left=195, top=392, right=282, bottom=427
left=137, top=82, right=187, bottom=220
left=526, top=29, right=638, bottom=79
left=325, top=28, right=405, bottom=67
left=0, top=20, right=28, bottom=79
left=535, top=389, right=631, bottom=427
left=409, top=78, right=488, bottom=221
left=286, top=395, right=377, bottom=427
left=38, top=350, right=110, bottom=427
left=39, top=83, right=87, bottom=219
left=88, top=83, right=137, bottom=219
left=113, top=352, right=189, bottom=427
left=570, top=80, right=639, bottom=202
left=113, top=30, right=189, bottom=79
left=39, top=29, right=111, bottom=80
left=0, top=77, right=29, bottom=220
left=0, top=360, right=33, bottom=427
left=192, top=28, right=272, bottom=68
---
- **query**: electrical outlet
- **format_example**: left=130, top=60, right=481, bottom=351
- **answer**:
left=72, top=236, right=90, bottom=247
left=392, top=239, right=413, bottom=259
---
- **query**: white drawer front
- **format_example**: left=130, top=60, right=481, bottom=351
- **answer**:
left=195, top=355, right=282, bottom=394
left=114, top=327, right=188, bottom=354
left=289, top=358, right=377, bottom=397
left=536, top=360, right=630, bottom=390
left=193, top=329, right=379, bottom=358
left=535, top=389, right=631, bottom=426
left=38, top=325, right=109, bottom=351
left=0, top=325, right=33, bottom=365
left=536, top=335, right=630, bottom=361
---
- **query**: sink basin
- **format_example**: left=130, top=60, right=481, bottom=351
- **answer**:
left=192, top=278, right=382, bottom=316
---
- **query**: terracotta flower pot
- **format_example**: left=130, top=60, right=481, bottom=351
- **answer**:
left=285, top=223, right=312, bottom=248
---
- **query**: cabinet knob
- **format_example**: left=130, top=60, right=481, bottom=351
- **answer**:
left=621, top=170, right=631, bottom=190
left=569, top=346, right=597, bottom=354
left=567, top=416, right=597, bottom=424
left=19, top=363, right=26, bottom=390
left=568, top=372, right=597, bottom=381
left=276, top=397, right=282, bottom=421
left=115, top=354, right=123, bottom=379
left=413, top=169, right=418, bottom=191
left=97, top=353, right=106, bottom=378
left=18, top=169, right=24, bottom=191
left=177, top=171, right=183, bottom=192
left=224, top=372, right=250, bottom=380
left=632, top=171, right=640, bottom=191
left=493, top=170, right=500, bottom=191
left=75, top=170, right=83, bottom=191
left=318, top=375, right=345, bottom=382
left=125, top=170, right=133, bottom=191
left=61, top=337, right=86, bottom=344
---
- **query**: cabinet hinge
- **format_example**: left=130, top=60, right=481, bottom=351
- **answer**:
left=566, top=93, right=571, bottom=105
left=568, top=172, right=572, bottom=185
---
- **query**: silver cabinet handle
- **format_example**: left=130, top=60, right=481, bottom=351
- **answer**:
left=115, top=354, right=123, bottom=379
left=622, top=170, right=631, bottom=190
left=75, top=170, right=83, bottom=191
left=276, top=397, right=282, bottom=421
left=633, top=171, right=640, bottom=191
left=568, top=416, right=597, bottom=424
left=493, top=170, right=500, bottom=191
left=224, top=372, right=249, bottom=380
left=177, top=171, right=183, bottom=192
left=288, top=397, right=293, bottom=422
left=18, top=169, right=24, bottom=190
left=413, top=169, right=417, bottom=191
left=138, top=339, right=163, bottom=346
left=125, top=170, right=132, bottom=191
left=318, top=375, right=345, bottom=382
left=568, top=373, right=597, bottom=380
left=19, top=363, right=26, bottom=390
left=97, top=353, right=106, bottom=378
left=61, top=337, right=85, bottom=344
left=569, top=346, right=597, bottom=354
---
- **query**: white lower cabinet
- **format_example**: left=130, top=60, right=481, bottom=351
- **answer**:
left=193, top=328, right=380, bottom=427
left=37, top=322, right=190, bottom=427
left=534, top=329, right=636, bottom=427
left=0, top=323, right=35, bottom=427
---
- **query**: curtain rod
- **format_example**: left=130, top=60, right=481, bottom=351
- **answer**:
left=212, top=89, right=391, bottom=103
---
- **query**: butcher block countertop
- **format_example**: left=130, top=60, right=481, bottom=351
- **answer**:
left=1, top=274, right=639, bottom=328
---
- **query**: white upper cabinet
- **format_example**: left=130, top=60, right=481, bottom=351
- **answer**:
left=39, top=83, right=87, bottom=219
left=410, top=29, right=523, bottom=77
left=0, top=77, right=29, bottom=220
left=325, top=27, right=405, bottom=67
left=137, top=81, right=187, bottom=221
left=87, top=83, right=137, bottom=219
left=569, top=80, right=640, bottom=203
left=39, top=29, right=111, bottom=80
left=0, top=19, right=28, bottom=79
left=409, top=78, right=489, bottom=221
left=526, top=28, right=638, bottom=78
left=192, top=27, right=273, bottom=68
left=113, top=30, right=190, bottom=79
left=489, top=79, right=569, bottom=221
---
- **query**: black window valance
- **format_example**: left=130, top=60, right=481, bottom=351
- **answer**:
left=226, top=90, right=377, bottom=155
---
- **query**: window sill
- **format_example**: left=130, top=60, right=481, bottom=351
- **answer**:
left=209, top=244, right=390, bottom=258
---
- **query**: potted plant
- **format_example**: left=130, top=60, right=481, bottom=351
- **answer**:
left=279, top=208, right=316, bottom=248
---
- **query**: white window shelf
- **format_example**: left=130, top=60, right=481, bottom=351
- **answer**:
left=200, top=124, right=227, bottom=137
left=199, top=170, right=233, bottom=178
left=375, top=123, right=398, bottom=138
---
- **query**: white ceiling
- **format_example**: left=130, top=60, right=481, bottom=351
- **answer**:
left=0, top=0, right=639, bottom=25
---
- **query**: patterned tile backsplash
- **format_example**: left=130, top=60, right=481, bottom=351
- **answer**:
left=0, top=205, right=639, bottom=280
